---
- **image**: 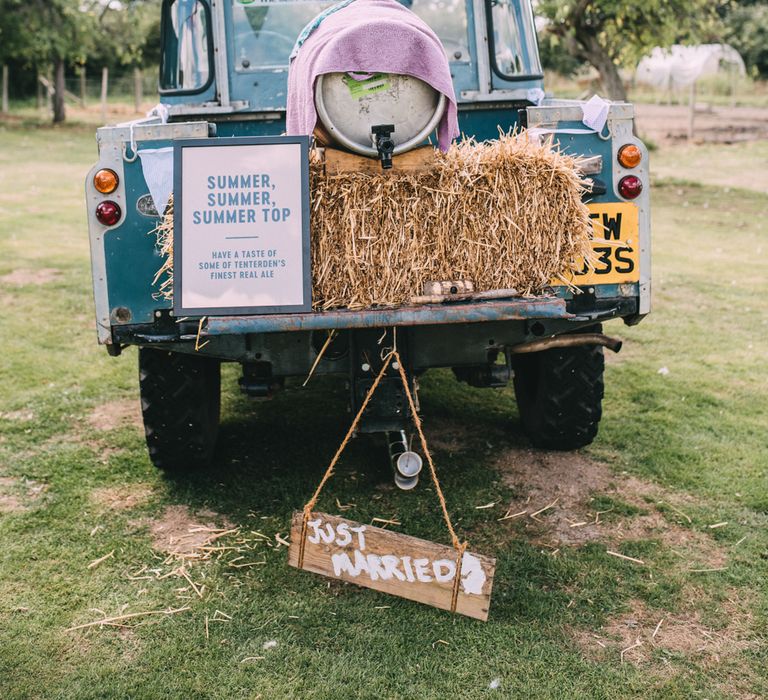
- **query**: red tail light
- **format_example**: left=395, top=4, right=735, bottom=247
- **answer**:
left=618, top=175, right=642, bottom=200
left=95, top=201, right=122, bottom=226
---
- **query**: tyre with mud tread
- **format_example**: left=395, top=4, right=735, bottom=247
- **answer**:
left=512, top=326, right=604, bottom=450
left=138, top=348, right=221, bottom=470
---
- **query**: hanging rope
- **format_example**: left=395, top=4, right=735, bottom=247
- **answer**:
left=298, top=350, right=394, bottom=569
left=391, top=350, right=468, bottom=611
left=297, top=342, right=468, bottom=613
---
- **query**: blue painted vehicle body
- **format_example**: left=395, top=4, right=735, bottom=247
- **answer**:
left=86, top=0, right=650, bottom=373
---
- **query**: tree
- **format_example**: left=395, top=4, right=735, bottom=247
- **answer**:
left=537, top=0, right=725, bottom=101
left=0, top=0, right=96, bottom=122
left=723, top=3, right=768, bottom=78
left=0, top=0, right=159, bottom=122
left=93, top=0, right=161, bottom=70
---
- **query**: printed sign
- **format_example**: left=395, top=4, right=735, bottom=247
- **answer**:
left=554, top=202, right=641, bottom=286
left=173, top=136, right=311, bottom=316
left=288, top=512, right=495, bottom=621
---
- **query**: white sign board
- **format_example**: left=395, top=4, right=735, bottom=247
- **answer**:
left=173, top=136, right=311, bottom=315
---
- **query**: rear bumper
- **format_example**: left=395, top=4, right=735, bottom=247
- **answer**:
left=110, top=292, right=638, bottom=374
left=203, top=296, right=569, bottom=335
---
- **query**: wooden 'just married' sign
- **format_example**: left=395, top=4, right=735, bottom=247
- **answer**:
left=288, top=511, right=496, bottom=621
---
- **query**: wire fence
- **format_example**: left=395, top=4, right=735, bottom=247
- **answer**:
left=63, top=69, right=160, bottom=105
left=2, top=64, right=160, bottom=115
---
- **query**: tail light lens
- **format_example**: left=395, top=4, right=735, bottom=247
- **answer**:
left=618, top=144, right=642, bottom=169
left=95, top=200, right=122, bottom=226
left=93, top=168, right=119, bottom=194
left=618, top=175, right=643, bottom=200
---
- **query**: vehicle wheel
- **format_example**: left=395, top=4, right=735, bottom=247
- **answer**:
left=512, top=327, right=604, bottom=450
left=138, top=348, right=221, bottom=470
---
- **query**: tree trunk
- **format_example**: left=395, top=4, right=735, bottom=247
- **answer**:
left=2, top=65, right=9, bottom=114
left=53, top=58, right=66, bottom=123
left=581, top=35, right=628, bottom=102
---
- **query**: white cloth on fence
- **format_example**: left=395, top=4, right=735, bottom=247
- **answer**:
left=138, top=147, right=174, bottom=213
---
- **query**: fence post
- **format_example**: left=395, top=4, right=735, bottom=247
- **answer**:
left=133, top=66, right=143, bottom=113
left=687, top=81, right=696, bottom=141
left=1, top=65, right=8, bottom=115
left=80, top=65, right=87, bottom=107
left=100, top=67, right=108, bottom=123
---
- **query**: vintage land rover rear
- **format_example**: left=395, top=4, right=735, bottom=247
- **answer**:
left=85, top=0, right=650, bottom=479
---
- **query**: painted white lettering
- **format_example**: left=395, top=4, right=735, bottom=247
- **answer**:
left=380, top=555, right=406, bottom=582
left=460, top=553, right=486, bottom=595
left=335, top=523, right=352, bottom=547
left=331, top=552, right=357, bottom=577
left=414, top=558, right=433, bottom=582
left=349, top=526, right=367, bottom=550
left=432, top=559, right=456, bottom=583
left=306, top=519, right=322, bottom=544
left=401, top=556, right=416, bottom=582
left=366, top=554, right=388, bottom=581
left=318, top=523, right=335, bottom=544
left=353, top=549, right=370, bottom=576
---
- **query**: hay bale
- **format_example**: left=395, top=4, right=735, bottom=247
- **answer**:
left=152, top=133, right=593, bottom=310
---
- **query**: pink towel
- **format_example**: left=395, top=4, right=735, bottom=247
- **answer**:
left=286, top=0, right=459, bottom=152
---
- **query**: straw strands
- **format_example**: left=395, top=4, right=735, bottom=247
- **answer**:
left=310, top=134, right=593, bottom=310
left=151, top=201, right=174, bottom=302
left=151, top=133, right=594, bottom=310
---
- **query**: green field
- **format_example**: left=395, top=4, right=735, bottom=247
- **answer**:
left=1, top=120, right=766, bottom=699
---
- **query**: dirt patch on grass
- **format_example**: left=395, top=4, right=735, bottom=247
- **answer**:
left=573, top=594, right=754, bottom=668
left=496, top=448, right=724, bottom=565
left=91, top=484, right=154, bottom=512
left=0, top=478, right=24, bottom=513
left=0, top=476, right=47, bottom=513
left=635, top=104, right=768, bottom=145
left=87, top=399, right=142, bottom=432
left=498, top=448, right=752, bottom=673
left=0, top=268, right=62, bottom=286
left=426, top=419, right=473, bottom=454
left=148, top=505, right=233, bottom=557
left=0, top=410, right=35, bottom=422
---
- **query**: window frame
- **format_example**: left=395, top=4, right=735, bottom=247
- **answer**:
left=158, top=0, right=216, bottom=96
left=484, top=0, right=544, bottom=83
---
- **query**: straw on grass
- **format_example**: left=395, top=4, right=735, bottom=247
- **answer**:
left=529, top=497, right=559, bottom=519
left=67, top=606, right=190, bottom=632
left=87, top=550, right=114, bottom=570
left=606, top=550, right=645, bottom=565
left=497, top=509, right=528, bottom=521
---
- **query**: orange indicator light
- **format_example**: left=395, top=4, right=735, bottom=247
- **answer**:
left=617, top=144, right=642, bottom=169
left=93, top=169, right=119, bottom=194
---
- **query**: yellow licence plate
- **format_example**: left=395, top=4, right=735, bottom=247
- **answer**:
left=556, top=203, right=641, bottom=286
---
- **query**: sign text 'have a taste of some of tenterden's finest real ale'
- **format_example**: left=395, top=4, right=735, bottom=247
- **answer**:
left=289, top=512, right=496, bottom=621
left=173, top=136, right=311, bottom=316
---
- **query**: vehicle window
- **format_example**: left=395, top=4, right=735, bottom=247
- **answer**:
left=231, top=0, right=470, bottom=72
left=489, top=0, right=542, bottom=78
left=160, top=0, right=211, bottom=91
left=232, top=0, right=336, bottom=71
left=404, top=0, right=470, bottom=63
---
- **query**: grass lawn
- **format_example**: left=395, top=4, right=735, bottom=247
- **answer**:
left=0, top=119, right=766, bottom=699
